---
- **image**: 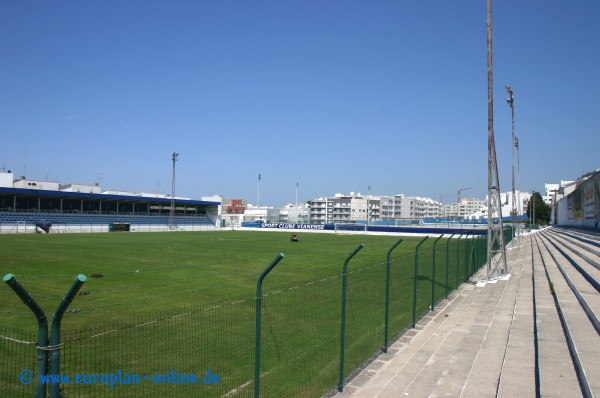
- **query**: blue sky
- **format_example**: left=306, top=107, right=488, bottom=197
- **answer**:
left=1, top=1, right=599, bottom=206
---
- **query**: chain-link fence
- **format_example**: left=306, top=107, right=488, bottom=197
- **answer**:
left=1, top=232, right=506, bottom=397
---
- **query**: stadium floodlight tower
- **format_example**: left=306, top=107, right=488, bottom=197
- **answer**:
left=486, top=0, right=507, bottom=278
left=506, top=84, right=518, bottom=241
left=516, top=135, right=521, bottom=238
left=257, top=173, right=261, bottom=208
left=169, top=152, right=179, bottom=230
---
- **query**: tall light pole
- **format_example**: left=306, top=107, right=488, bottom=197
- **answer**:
left=533, top=191, right=536, bottom=226
left=515, top=136, right=521, bottom=237
left=169, top=152, right=179, bottom=229
left=257, top=174, right=261, bottom=208
left=367, top=185, right=371, bottom=224
left=486, top=0, right=507, bottom=278
left=506, top=85, right=518, bottom=241
left=505, top=85, right=516, bottom=216
left=529, top=190, right=534, bottom=226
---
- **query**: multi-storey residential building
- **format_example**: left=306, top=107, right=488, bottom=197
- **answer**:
left=367, top=196, right=380, bottom=222
left=444, top=198, right=487, bottom=218
left=308, top=197, right=334, bottom=224
left=400, top=196, right=444, bottom=219
left=278, top=204, right=310, bottom=224
left=462, top=192, right=532, bottom=220
left=543, top=181, right=573, bottom=205
left=308, top=193, right=442, bottom=224
left=379, top=195, right=403, bottom=221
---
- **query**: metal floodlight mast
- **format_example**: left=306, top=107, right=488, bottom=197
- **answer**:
left=486, top=0, right=507, bottom=278
left=506, top=84, right=518, bottom=240
left=257, top=173, right=261, bottom=208
left=516, top=136, right=522, bottom=237
left=170, top=152, right=179, bottom=229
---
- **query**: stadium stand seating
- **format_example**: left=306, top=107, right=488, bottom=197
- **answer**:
left=0, top=212, right=214, bottom=226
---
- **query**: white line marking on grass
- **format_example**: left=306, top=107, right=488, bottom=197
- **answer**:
left=222, top=372, right=270, bottom=398
left=91, top=330, right=117, bottom=338
left=135, top=321, right=157, bottom=327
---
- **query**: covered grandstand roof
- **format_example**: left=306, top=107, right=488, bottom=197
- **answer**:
left=0, top=187, right=220, bottom=206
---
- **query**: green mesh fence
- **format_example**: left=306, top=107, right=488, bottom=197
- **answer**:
left=413, top=244, right=433, bottom=325
left=431, top=239, right=449, bottom=310
left=342, top=254, right=387, bottom=388
left=0, top=328, right=37, bottom=397
left=386, top=252, right=415, bottom=348
left=1, top=231, right=500, bottom=398
left=260, top=277, right=341, bottom=397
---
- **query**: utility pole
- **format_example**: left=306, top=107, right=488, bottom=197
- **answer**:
left=169, top=152, right=179, bottom=229
left=533, top=191, right=536, bottom=226
left=486, top=0, right=507, bottom=278
left=529, top=191, right=533, bottom=225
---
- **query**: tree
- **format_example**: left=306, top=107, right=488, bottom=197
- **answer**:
left=526, top=192, right=551, bottom=225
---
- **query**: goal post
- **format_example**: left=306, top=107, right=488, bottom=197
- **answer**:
left=334, top=223, right=368, bottom=234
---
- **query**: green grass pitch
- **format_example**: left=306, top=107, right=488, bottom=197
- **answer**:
left=1, top=230, right=471, bottom=397
left=0, top=231, right=428, bottom=331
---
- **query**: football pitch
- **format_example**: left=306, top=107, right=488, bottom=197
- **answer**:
left=0, top=230, right=428, bottom=330
left=1, top=230, right=478, bottom=397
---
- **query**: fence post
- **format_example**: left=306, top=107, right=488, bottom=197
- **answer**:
left=431, top=234, right=445, bottom=311
left=463, top=232, right=472, bottom=282
left=445, top=234, right=455, bottom=299
left=477, top=235, right=484, bottom=270
left=338, top=243, right=365, bottom=393
left=456, top=234, right=464, bottom=290
left=384, top=238, right=404, bottom=353
left=51, top=274, right=87, bottom=398
left=468, top=241, right=476, bottom=279
left=3, top=273, right=49, bottom=398
left=412, top=236, right=429, bottom=328
left=254, top=253, right=285, bottom=398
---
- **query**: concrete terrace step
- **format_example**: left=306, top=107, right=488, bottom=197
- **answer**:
left=334, top=230, right=600, bottom=398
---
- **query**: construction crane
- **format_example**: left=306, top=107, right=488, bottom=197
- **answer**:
left=457, top=187, right=473, bottom=203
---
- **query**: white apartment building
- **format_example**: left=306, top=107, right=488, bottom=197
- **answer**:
left=243, top=205, right=280, bottom=223
left=543, top=181, right=574, bottom=205
left=278, top=204, right=310, bottom=224
left=308, top=193, right=443, bottom=224
left=378, top=195, right=403, bottom=221
left=13, top=177, right=60, bottom=191
left=445, top=198, right=487, bottom=219
left=400, top=196, right=444, bottom=219
left=464, top=191, right=531, bottom=220
left=59, top=183, right=102, bottom=194
left=0, top=171, right=14, bottom=188
left=308, top=196, right=333, bottom=224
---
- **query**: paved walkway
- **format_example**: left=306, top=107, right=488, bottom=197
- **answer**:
left=334, top=228, right=600, bottom=398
